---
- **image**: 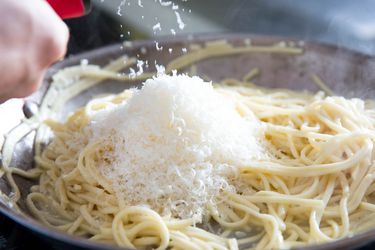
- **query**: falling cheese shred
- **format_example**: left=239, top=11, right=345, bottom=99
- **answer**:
left=88, top=74, right=265, bottom=222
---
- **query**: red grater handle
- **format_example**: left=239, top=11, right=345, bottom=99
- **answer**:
left=46, top=0, right=90, bottom=19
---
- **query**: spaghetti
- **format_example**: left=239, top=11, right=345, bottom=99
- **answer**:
left=2, top=40, right=375, bottom=250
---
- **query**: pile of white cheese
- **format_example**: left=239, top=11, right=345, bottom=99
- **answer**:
left=89, top=74, right=264, bottom=222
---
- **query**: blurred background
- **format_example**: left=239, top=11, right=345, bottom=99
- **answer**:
left=66, top=0, right=375, bottom=55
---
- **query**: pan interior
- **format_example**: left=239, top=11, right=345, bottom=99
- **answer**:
left=1, top=34, right=375, bottom=250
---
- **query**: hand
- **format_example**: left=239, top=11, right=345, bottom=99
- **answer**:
left=0, top=0, right=69, bottom=102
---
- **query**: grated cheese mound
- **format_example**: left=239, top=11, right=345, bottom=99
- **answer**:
left=89, top=74, right=264, bottom=222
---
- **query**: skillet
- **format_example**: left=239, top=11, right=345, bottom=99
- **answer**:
left=1, top=33, right=375, bottom=250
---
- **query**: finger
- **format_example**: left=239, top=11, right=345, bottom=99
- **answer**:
left=31, top=0, right=70, bottom=68
left=0, top=69, right=46, bottom=101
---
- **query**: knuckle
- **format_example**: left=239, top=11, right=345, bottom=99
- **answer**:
left=39, top=23, right=69, bottom=66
